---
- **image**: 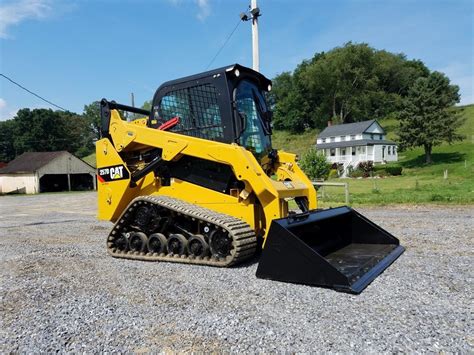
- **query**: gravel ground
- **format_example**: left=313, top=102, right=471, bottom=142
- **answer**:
left=0, top=192, right=472, bottom=352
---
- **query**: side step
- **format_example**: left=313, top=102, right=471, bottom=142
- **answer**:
left=256, top=206, right=405, bottom=294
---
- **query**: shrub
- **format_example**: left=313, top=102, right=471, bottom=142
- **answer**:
left=300, top=148, right=331, bottom=180
left=357, top=161, right=374, bottom=177
left=374, top=164, right=403, bottom=176
left=385, top=166, right=403, bottom=176
left=348, top=169, right=364, bottom=178
left=328, top=169, right=339, bottom=179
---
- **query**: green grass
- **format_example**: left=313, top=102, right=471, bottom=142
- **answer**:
left=272, top=128, right=320, bottom=159
left=276, top=105, right=474, bottom=206
left=83, top=153, right=96, bottom=167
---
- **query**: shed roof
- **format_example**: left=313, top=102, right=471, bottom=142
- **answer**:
left=0, top=151, right=68, bottom=174
left=318, top=120, right=385, bottom=138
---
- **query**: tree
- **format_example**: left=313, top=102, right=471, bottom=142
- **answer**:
left=271, top=42, right=430, bottom=132
left=83, top=101, right=101, bottom=140
left=0, top=108, right=95, bottom=162
left=0, top=119, right=16, bottom=162
left=397, top=72, right=462, bottom=163
left=300, top=148, right=331, bottom=180
left=141, top=100, right=152, bottom=111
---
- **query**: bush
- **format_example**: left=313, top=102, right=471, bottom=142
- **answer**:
left=357, top=161, right=374, bottom=177
left=348, top=169, right=364, bottom=178
left=385, top=166, right=403, bottom=176
left=374, top=164, right=403, bottom=176
left=328, top=169, right=339, bottom=179
left=300, top=148, right=331, bottom=180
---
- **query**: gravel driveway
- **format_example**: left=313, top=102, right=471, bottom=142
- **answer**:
left=1, top=192, right=472, bottom=352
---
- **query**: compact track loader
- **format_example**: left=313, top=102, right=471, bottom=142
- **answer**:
left=96, top=64, right=404, bottom=293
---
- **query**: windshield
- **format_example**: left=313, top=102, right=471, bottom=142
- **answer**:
left=235, top=80, right=272, bottom=157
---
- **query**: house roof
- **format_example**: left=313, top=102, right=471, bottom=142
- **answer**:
left=316, top=139, right=397, bottom=150
left=0, top=151, right=68, bottom=174
left=318, top=119, right=385, bottom=138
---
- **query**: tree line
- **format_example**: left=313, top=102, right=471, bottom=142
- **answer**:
left=0, top=42, right=463, bottom=164
left=0, top=103, right=101, bottom=162
left=270, top=42, right=463, bottom=162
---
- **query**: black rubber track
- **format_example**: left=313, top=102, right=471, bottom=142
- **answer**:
left=106, top=195, right=257, bottom=267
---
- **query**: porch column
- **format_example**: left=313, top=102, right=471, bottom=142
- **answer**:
left=67, top=174, right=71, bottom=191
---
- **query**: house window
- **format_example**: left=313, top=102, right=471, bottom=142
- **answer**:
left=341, top=136, right=346, bottom=141
left=321, top=138, right=326, bottom=143
left=351, top=147, right=356, bottom=156
left=379, top=135, right=383, bottom=140
left=370, top=134, right=374, bottom=140
left=350, top=135, right=356, bottom=140
left=330, top=137, right=335, bottom=142
left=330, top=148, right=335, bottom=157
left=341, top=148, right=346, bottom=155
left=388, top=146, right=391, bottom=155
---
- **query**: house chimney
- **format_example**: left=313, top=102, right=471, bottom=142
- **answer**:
left=327, top=120, right=332, bottom=127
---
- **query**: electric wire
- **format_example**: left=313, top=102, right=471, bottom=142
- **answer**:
left=205, top=18, right=242, bottom=70
left=0, top=73, right=68, bottom=111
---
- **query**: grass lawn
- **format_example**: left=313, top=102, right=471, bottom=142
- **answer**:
left=317, top=104, right=474, bottom=206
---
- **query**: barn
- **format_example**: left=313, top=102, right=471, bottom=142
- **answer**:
left=0, top=151, right=96, bottom=194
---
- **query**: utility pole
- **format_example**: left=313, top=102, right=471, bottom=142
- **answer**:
left=241, top=1, right=261, bottom=72
left=251, top=0, right=260, bottom=72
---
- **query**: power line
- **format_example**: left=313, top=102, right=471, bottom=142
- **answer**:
left=0, top=73, right=68, bottom=111
left=205, top=18, right=242, bottom=70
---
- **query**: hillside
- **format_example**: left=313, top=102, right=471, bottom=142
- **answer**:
left=308, top=104, right=473, bottom=205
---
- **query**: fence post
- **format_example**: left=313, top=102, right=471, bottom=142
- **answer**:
left=344, top=183, right=349, bottom=205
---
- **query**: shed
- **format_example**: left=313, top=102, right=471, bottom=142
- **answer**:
left=0, top=151, right=96, bottom=194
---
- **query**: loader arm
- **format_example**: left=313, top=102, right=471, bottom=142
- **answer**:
left=97, top=108, right=316, bottom=240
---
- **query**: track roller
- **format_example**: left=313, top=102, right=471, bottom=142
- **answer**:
left=129, top=232, right=148, bottom=252
left=187, top=234, right=209, bottom=257
left=147, top=233, right=167, bottom=254
left=167, top=233, right=188, bottom=255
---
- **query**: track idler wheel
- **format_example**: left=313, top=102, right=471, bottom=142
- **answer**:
left=187, top=234, right=209, bottom=257
left=167, top=234, right=188, bottom=255
left=129, top=232, right=148, bottom=252
left=209, top=229, right=233, bottom=258
left=114, top=234, right=129, bottom=251
left=147, top=233, right=167, bottom=254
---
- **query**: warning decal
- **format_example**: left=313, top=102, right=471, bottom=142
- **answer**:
left=97, top=164, right=130, bottom=182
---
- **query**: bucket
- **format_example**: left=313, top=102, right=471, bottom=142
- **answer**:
left=256, top=206, right=404, bottom=294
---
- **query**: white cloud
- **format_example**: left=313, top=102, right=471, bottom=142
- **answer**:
left=167, top=0, right=211, bottom=22
left=0, top=98, right=18, bottom=121
left=195, top=0, right=210, bottom=21
left=0, top=0, right=52, bottom=39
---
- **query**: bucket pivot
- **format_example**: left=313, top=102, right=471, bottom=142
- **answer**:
left=256, top=206, right=404, bottom=294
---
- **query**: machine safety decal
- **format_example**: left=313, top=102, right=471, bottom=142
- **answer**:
left=97, top=164, right=130, bottom=182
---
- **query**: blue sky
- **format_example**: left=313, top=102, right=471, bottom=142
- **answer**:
left=0, top=0, right=472, bottom=120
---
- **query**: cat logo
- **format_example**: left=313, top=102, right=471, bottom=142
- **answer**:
left=97, top=164, right=130, bottom=183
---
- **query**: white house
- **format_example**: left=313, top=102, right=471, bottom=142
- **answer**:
left=0, top=151, right=96, bottom=194
left=316, top=120, right=398, bottom=171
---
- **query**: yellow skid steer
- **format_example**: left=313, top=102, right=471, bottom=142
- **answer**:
left=96, top=64, right=404, bottom=293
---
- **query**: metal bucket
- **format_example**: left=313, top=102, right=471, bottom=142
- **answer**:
left=256, top=206, right=404, bottom=294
